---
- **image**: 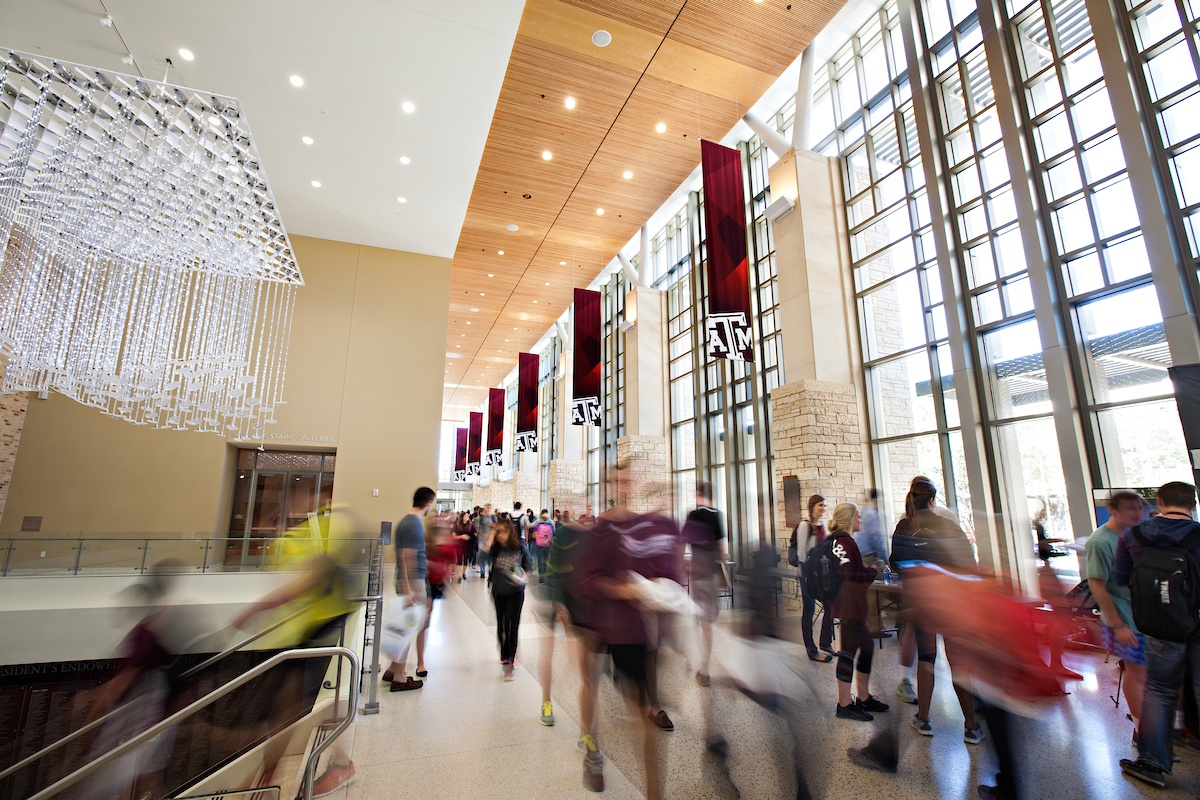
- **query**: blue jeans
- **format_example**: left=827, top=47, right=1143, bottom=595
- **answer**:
left=534, top=544, right=548, bottom=580
left=478, top=550, right=490, bottom=575
left=1139, top=636, right=1200, bottom=771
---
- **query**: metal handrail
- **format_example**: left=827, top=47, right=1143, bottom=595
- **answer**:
left=0, top=604, right=318, bottom=784
left=180, top=605, right=313, bottom=679
left=176, top=789, right=281, bottom=800
left=26, top=646, right=360, bottom=800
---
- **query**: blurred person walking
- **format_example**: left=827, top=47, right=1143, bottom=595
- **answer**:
left=1112, top=481, right=1200, bottom=790
left=573, top=465, right=682, bottom=799
left=537, top=508, right=584, bottom=726
left=823, top=503, right=889, bottom=721
left=1085, top=490, right=1148, bottom=741
left=890, top=479, right=981, bottom=741
left=477, top=503, right=495, bottom=579
left=793, top=494, right=834, bottom=662
left=384, top=487, right=437, bottom=691
left=683, top=481, right=728, bottom=687
left=489, top=517, right=531, bottom=681
left=451, top=511, right=473, bottom=582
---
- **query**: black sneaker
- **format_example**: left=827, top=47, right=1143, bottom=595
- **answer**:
left=837, top=702, right=873, bottom=721
left=858, top=695, right=890, bottom=713
left=1120, top=757, right=1166, bottom=788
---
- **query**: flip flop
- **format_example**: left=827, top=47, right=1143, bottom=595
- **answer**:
left=808, top=652, right=833, bottom=663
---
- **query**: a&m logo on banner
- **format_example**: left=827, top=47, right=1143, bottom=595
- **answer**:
left=572, top=396, right=602, bottom=426
left=706, top=311, right=752, bottom=361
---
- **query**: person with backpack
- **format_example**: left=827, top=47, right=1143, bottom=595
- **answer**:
left=1111, top=481, right=1200, bottom=790
left=819, top=503, right=889, bottom=721
left=533, top=509, right=555, bottom=583
left=791, top=494, right=835, bottom=662
left=890, top=478, right=981, bottom=741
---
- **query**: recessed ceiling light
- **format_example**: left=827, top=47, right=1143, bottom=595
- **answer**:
left=498, top=250, right=505, bottom=255
left=592, top=30, right=612, bottom=47
left=514, top=327, right=518, bottom=330
left=399, top=155, right=411, bottom=165
left=402, top=101, right=415, bottom=113
left=560, top=261, right=567, bottom=265
left=471, top=308, right=479, bottom=312
left=310, top=180, right=321, bottom=188
left=542, top=150, right=553, bottom=161
left=565, top=96, right=576, bottom=110
left=397, top=197, right=407, bottom=203
left=504, top=339, right=509, bottom=342
left=290, top=75, right=304, bottom=88
left=506, top=224, right=519, bottom=231
left=480, top=293, right=486, bottom=296
left=487, top=273, right=494, bottom=277
left=456, top=344, right=461, bottom=348
left=302, top=136, right=314, bottom=145
left=207, top=115, right=222, bottom=128
left=544, top=282, right=550, bottom=286
left=655, top=122, right=666, bottom=134
left=623, top=170, right=634, bottom=179
left=596, top=208, right=605, bottom=215
left=533, top=300, right=539, bottom=304
left=178, top=48, right=195, bottom=61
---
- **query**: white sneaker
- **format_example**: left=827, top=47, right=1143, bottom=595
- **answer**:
left=896, top=678, right=917, bottom=704
left=504, top=665, right=515, bottom=682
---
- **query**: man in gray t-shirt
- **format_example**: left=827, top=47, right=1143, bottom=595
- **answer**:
left=386, top=486, right=436, bottom=691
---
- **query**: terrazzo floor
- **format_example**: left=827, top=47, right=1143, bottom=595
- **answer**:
left=289, top=571, right=1199, bottom=800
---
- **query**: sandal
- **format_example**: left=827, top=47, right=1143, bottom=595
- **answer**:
left=416, top=669, right=428, bottom=678
left=808, top=650, right=833, bottom=663
left=389, top=677, right=423, bottom=692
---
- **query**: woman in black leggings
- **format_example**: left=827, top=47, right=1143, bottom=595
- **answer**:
left=488, top=518, right=530, bottom=681
left=827, top=502, right=890, bottom=721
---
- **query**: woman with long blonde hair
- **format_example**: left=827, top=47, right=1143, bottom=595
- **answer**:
left=825, top=502, right=889, bottom=722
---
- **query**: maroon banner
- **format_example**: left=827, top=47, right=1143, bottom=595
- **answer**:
left=454, top=427, right=467, bottom=482
left=515, top=352, right=538, bottom=452
left=572, top=288, right=602, bottom=426
left=467, top=412, right=483, bottom=478
left=485, top=387, right=504, bottom=467
left=700, top=139, right=753, bottom=361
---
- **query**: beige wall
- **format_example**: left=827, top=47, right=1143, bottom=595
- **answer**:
left=1, top=235, right=452, bottom=536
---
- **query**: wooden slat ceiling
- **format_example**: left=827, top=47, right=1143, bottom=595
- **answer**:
left=443, top=0, right=844, bottom=418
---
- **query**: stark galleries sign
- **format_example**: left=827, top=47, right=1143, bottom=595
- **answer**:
left=485, top=387, right=504, bottom=466
left=515, top=352, right=538, bottom=452
left=700, top=139, right=753, bottom=362
left=454, top=427, right=467, bottom=482
left=572, top=287, right=602, bottom=426
left=467, top=412, right=483, bottom=478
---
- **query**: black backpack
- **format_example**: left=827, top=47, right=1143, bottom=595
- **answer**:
left=803, top=534, right=845, bottom=604
left=1129, top=525, right=1200, bottom=643
left=787, top=528, right=800, bottom=567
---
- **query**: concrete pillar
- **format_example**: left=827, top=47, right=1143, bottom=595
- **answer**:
left=617, top=286, right=669, bottom=512
left=548, top=458, right=586, bottom=516
left=766, top=146, right=869, bottom=546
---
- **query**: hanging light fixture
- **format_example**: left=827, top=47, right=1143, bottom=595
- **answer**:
left=0, top=49, right=301, bottom=437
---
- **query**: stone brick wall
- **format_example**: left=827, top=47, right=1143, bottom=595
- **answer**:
left=770, top=378, right=865, bottom=547
left=513, top=464, right=540, bottom=512
left=0, top=367, right=29, bottom=523
left=471, top=478, right=513, bottom=513
left=616, top=434, right=669, bottom=514
left=548, top=458, right=585, bottom=516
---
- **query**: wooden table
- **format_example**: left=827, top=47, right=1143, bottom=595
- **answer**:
left=869, top=580, right=904, bottom=645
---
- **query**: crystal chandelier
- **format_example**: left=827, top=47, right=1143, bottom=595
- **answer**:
left=0, top=49, right=300, bottom=437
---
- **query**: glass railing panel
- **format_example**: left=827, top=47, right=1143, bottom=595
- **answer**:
left=74, top=538, right=149, bottom=573
left=141, top=538, right=214, bottom=571
left=4, top=538, right=80, bottom=574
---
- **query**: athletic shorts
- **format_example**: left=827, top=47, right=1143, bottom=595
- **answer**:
left=691, top=573, right=719, bottom=624
left=1102, top=624, right=1145, bottom=665
left=608, top=643, right=649, bottom=692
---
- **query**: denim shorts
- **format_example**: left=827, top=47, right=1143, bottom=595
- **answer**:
left=1102, top=624, right=1146, bottom=665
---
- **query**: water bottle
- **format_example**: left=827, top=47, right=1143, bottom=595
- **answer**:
left=883, top=566, right=892, bottom=585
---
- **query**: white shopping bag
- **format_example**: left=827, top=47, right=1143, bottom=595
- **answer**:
left=380, top=596, right=427, bottom=662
